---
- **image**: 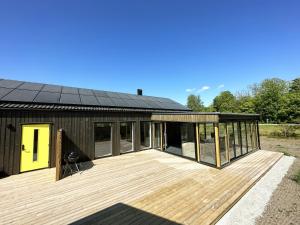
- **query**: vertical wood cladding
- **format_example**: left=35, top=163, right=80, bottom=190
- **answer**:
left=0, top=110, right=151, bottom=176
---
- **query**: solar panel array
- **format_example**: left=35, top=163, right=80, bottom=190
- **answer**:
left=0, top=79, right=188, bottom=111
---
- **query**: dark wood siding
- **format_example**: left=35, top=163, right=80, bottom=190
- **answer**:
left=0, top=109, right=151, bottom=176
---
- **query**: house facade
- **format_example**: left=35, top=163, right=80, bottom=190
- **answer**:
left=0, top=79, right=260, bottom=176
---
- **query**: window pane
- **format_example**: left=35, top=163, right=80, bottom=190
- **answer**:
left=251, top=122, right=258, bottom=149
left=33, top=129, right=38, bottom=161
left=94, top=123, right=112, bottom=158
left=181, top=123, right=196, bottom=159
left=200, top=123, right=216, bottom=165
left=120, top=122, right=133, bottom=153
left=219, top=123, right=229, bottom=165
left=153, top=123, right=161, bottom=149
left=233, top=122, right=242, bottom=157
left=241, top=122, right=248, bottom=154
left=228, top=123, right=235, bottom=160
left=247, top=122, right=253, bottom=151
left=140, top=122, right=151, bottom=149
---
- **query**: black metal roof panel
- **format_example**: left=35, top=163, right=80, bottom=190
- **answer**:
left=0, top=78, right=189, bottom=111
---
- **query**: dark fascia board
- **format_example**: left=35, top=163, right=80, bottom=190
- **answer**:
left=0, top=101, right=190, bottom=113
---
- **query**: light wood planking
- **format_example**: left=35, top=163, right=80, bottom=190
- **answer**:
left=0, top=149, right=282, bottom=225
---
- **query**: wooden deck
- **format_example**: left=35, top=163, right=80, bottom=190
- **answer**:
left=0, top=150, right=282, bottom=225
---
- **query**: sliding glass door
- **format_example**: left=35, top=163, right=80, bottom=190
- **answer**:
left=120, top=122, right=134, bottom=153
left=94, top=123, right=112, bottom=158
left=153, top=123, right=161, bottom=149
left=140, top=122, right=151, bottom=149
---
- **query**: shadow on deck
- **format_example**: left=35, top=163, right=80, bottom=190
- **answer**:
left=70, top=203, right=181, bottom=225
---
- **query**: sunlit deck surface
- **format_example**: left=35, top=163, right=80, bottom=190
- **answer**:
left=0, top=149, right=282, bottom=225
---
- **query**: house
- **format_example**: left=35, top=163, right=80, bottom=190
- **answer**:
left=0, top=78, right=260, bottom=176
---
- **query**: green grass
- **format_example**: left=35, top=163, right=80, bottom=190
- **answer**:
left=292, top=169, right=300, bottom=184
left=279, top=150, right=292, bottom=157
left=259, top=124, right=300, bottom=138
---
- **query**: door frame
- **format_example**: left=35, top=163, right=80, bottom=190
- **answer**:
left=19, top=123, right=52, bottom=173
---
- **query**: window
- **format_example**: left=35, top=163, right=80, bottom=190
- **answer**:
left=247, top=122, right=253, bottom=151
left=251, top=122, right=258, bottom=150
left=33, top=129, right=38, bottom=161
left=153, top=123, right=161, bottom=149
left=140, top=122, right=151, bottom=149
left=227, top=123, right=236, bottom=160
left=241, top=122, right=248, bottom=154
left=120, top=122, right=133, bottom=153
left=219, top=123, right=229, bottom=165
left=181, top=123, right=196, bottom=159
left=199, top=123, right=216, bottom=165
left=233, top=122, right=242, bottom=157
left=94, top=123, right=112, bottom=158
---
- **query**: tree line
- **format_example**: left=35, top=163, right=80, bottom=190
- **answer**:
left=187, top=77, right=300, bottom=123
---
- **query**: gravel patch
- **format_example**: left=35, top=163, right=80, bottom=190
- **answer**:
left=216, top=155, right=295, bottom=225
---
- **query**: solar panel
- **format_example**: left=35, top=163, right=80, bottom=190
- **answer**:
left=62, top=86, right=78, bottom=94
left=34, top=91, right=60, bottom=103
left=93, top=90, right=108, bottom=97
left=42, top=84, right=62, bottom=93
left=110, top=97, right=128, bottom=107
left=96, top=96, right=116, bottom=107
left=80, top=95, right=99, bottom=105
left=18, top=82, right=44, bottom=91
left=79, top=88, right=93, bottom=95
left=60, top=94, right=81, bottom=104
left=2, top=89, right=38, bottom=102
left=0, top=78, right=189, bottom=111
left=106, top=92, right=121, bottom=98
left=0, top=80, right=23, bottom=88
left=0, top=87, right=13, bottom=99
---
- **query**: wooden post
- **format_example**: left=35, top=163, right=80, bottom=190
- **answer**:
left=214, top=123, right=221, bottom=168
left=55, top=129, right=63, bottom=181
left=195, top=123, right=200, bottom=162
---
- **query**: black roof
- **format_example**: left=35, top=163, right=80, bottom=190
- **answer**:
left=0, top=78, right=189, bottom=111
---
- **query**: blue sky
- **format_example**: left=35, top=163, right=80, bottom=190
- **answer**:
left=0, top=0, right=299, bottom=106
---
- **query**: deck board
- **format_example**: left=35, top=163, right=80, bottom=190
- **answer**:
left=0, top=150, right=282, bottom=225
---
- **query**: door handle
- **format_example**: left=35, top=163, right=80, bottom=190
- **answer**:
left=22, top=145, right=25, bottom=151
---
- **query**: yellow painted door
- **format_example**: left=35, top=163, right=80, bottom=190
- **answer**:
left=20, top=124, right=50, bottom=172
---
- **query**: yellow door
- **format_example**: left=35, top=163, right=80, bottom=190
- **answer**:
left=20, top=124, right=50, bottom=172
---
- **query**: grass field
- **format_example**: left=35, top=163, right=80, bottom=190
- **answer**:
left=259, top=124, right=300, bottom=138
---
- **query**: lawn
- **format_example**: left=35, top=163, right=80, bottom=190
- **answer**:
left=259, top=124, right=300, bottom=138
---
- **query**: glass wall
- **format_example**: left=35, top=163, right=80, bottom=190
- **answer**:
left=233, top=122, right=242, bottom=157
left=181, top=123, right=196, bottom=159
left=251, top=122, right=258, bottom=149
left=120, top=122, right=133, bottom=153
left=246, top=122, right=253, bottom=151
left=241, top=122, right=248, bottom=154
left=199, top=123, right=216, bottom=165
left=219, top=123, right=229, bottom=165
left=153, top=123, right=161, bottom=149
left=140, top=122, right=151, bottom=149
left=94, top=123, right=112, bottom=158
left=227, top=123, right=235, bottom=160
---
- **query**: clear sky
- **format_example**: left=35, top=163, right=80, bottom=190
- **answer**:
left=0, top=0, right=299, bottom=106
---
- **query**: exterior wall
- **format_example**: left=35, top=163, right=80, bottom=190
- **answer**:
left=0, top=109, right=151, bottom=176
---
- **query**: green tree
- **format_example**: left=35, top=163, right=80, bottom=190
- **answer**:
left=187, top=94, right=205, bottom=112
left=289, top=77, right=300, bottom=92
left=213, top=91, right=237, bottom=112
left=253, top=78, right=288, bottom=123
